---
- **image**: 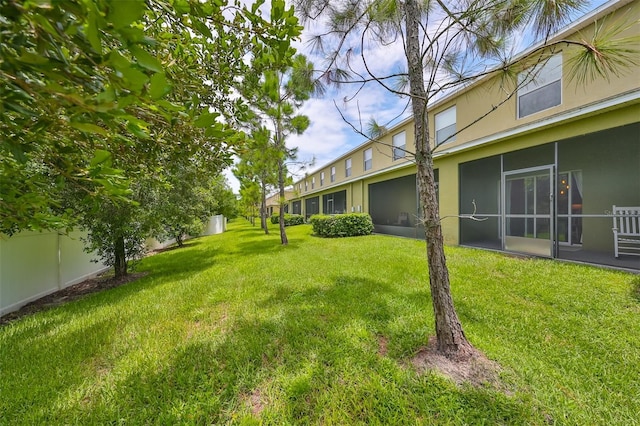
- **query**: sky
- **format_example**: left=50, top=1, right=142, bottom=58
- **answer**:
left=224, top=0, right=610, bottom=193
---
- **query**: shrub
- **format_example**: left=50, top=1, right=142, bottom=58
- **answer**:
left=271, top=213, right=305, bottom=226
left=309, top=213, right=374, bottom=238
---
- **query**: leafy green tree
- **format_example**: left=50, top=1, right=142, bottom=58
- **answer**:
left=209, top=175, right=239, bottom=221
left=1, top=0, right=169, bottom=233
left=2, top=0, right=302, bottom=277
left=76, top=134, right=233, bottom=276
left=153, top=162, right=234, bottom=248
left=295, top=0, right=638, bottom=360
left=1, top=0, right=302, bottom=235
left=75, top=155, right=158, bottom=278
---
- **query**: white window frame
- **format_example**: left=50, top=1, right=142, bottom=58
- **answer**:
left=320, top=172, right=325, bottom=186
left=392, top=131, right=406, bottom=161
left=363, top=148, right=372, bottom=171
left=331, top=166, right=336, bottom=182
left=435, top=105, right=456, bottom=145
left=517, top=54, right=562, bottom=119
left=312, top=177, right=315, bottom=189
left=345, top=158, right=352, bottom=177
left=305, top=180, right=308, bottom=191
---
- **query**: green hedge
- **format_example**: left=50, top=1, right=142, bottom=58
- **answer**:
left=270, top=213, right=305, bottom=226
left=309, top=213, right=374, bottom=238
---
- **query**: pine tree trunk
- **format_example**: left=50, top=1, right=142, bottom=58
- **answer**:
left=404, top=0, right=474, bottom=360
left=277, top=151, right=288, bottom=245
left=261, top=181, right=269, bottom=234
left=113, top=234, right=128, bottom=278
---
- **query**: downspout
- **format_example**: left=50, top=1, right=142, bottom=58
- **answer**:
left=553, top=142, right=559, bottom=258
left=350, top=183, right=354, bottom=212
left=361, top=179, right=364, bottom=213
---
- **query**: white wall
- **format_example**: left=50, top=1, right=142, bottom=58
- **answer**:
left=0, top=215, right=226, bottom=316
left=203, top=215, right=227, bottom=236
left=59, top=230, right=108, bottom=288
left=0, top=230, right=108, bottom=316
left=145, top=237, right=177, bottom=251
left=147, top=215, right=227, bottom=250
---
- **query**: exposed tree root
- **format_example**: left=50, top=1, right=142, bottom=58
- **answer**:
left=412, top=336, right=503, bottom=389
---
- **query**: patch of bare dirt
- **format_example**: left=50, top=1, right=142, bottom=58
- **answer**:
left=411, top=336, right=503, bottom=390
left=247, top=388, right=265, bottom=416
left=377, top=335, right=389, bottom=357
left=0, top=272, right=146, bottom=326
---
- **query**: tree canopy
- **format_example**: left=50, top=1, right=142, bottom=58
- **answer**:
left=1, top=0, right=302, bottom=235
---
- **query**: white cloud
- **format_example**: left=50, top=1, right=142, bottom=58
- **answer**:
left=286, top=97, right=352, bottom=172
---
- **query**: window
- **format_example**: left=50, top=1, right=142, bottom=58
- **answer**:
left=311, top=177, right=315, bottom=189
left=517, top=54, right=562, bottom=118
left=392, top=131, right=406, bottom=160
left=320, top=172, right=325, bottom=186
left=305, top=180, right=308, bottom=191
left=345, top=158, right=352, bottom=177
left=364, top=148, right=372, bottom=171
left=435, top=106, right=456, bottom=145
left=331, top=166, right=336, bottom=182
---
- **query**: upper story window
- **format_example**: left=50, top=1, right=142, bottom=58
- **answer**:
left=320, top=172, right=325, bottom=186
left=363, top=148, right=372, bottom=171
left=435, top=105, right=456, bottom=145
left=305, top=180, right=308, bottom=191
left=345, top=158, right=352, bottom=177
left=517, top=53, right=562, bottom=118
left=331, top=166, right=336, bottom=182
left=311, top=177, right=315, bottom=189
left=392, top=131, right=406, bottom=160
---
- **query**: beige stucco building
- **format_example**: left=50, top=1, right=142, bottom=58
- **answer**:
left=285, top=0, right=640, bottom=270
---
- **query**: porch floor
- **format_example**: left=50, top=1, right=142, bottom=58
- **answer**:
left=461, top=241, right=639, bottom=272
left=558, top=247, right=639, bottom=271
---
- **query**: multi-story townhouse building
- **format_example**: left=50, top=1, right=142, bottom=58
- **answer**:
left=265, top=190, right=295, bottom=217
left=284, top=0, right=639, bottom=270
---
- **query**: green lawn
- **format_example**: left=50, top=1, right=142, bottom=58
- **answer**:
left=1, top=221, right=639, bottom=425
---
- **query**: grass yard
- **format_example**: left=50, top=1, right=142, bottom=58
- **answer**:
left=1, top=220, right=639, bottom=425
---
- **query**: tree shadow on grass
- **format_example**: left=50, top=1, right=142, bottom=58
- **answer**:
left=0, top=317, right=120, bottom=420
left=0, top=238, right=216, bottom=326
left=141, top=242, right=219, bottom=280
left=54, top=274, right=538, bottom=424
left=227, top=229, right=307, bottom=257
left=150, top=239, right=202, bottom=253
left=1, top=240, right=221, bottom=336
left=232, top=238, right=300, bottom=257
